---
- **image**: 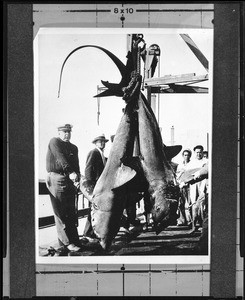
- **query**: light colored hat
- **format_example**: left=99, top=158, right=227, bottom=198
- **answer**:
left=57, top=124, right=73, bottom=132
left=92, top=134, right=109, bottom=144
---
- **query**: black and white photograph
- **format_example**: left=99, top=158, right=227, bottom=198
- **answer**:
left=35, top=28, right=213, bottom=264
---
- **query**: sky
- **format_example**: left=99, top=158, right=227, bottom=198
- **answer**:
left=34, top=28, right=213, bottom=179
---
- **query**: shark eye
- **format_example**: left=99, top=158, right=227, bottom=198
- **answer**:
left=155, top=205, right=161, bottom=211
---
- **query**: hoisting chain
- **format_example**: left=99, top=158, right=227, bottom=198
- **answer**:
left=122, top=35, right=145, bottom=102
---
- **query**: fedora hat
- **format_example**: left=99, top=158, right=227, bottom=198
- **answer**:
left=92, top=134, right=109, bottom=144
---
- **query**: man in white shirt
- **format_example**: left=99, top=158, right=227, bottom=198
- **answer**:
left=176, top=149, right=192, bottom=226
left=187, top=145, right=206, bottom=205
left=176, top=148, right=192, bottom=182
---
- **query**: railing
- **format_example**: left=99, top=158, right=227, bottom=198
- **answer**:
left=39, top=180, right=89, bottom=229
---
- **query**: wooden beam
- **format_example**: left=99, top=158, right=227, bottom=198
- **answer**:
left=144, top=73, right=208, bottom=86
left=151, top=85, right=208, bottom=94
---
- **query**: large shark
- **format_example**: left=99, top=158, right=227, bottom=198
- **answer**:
left=90, top=98, right=139, bottom=250
left=137, top=93, right=180, bottom=234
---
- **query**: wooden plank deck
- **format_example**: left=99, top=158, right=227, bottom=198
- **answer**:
left=39, top=222, right=204, bottom=257
left=38, top=182, right=205, bottom=257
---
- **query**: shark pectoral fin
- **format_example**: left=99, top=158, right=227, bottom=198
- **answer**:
left=121, top=156, right=141, bottom=172
left=112, top=164, right=137, bottom=190
left=79, top=175, right=94, bottom=202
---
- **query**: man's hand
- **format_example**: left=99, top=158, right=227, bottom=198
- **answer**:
left=179, top=182, right=188, bottom=188
left=69, top=172, right=79, bottom=182
left=193, top=170, right=201, bottom=180
left=69, top=172, right=80, bottom=191
left=73, top=181, right=80, bottom=189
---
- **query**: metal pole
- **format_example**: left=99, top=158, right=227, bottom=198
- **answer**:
left=157, top=56, right=161, bottom=124
left=171, top=126, right=175, bottom=145
left=97, top=85, right=100, bottom=125
left=207, top=132, right=209, bottom=151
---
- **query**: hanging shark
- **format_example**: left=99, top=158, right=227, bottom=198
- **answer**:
left=58, top=43, right=180, bottom=250
left=90, top=97, right=139, bottom=250
left=137, top=93, right=180, bottom=234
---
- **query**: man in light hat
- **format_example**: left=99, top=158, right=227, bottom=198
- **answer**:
left=46, top=124, right=82, bottom=254
left=82, top=133, right=109, bottom=242
left=85, top=134, right=108, bottom=183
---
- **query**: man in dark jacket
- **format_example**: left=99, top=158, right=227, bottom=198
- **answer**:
left=82, top=134, right=108, bottom=241
left=46, top=124, right=82, bottom=254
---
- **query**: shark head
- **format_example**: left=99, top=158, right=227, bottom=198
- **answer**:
left=91, top=191, right=126, bottom=250
left=150, top=182, right=180, bottom=234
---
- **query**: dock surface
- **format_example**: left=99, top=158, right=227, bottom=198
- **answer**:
left=39, top=223, right=205, bottom=257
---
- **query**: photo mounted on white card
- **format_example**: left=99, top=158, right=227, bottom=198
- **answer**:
left=34, top=27, right=213, bottom=264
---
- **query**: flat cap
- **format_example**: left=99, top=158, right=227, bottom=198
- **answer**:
left=57, top=124, right=73, bottom=132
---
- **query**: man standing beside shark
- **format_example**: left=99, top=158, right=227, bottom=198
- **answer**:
left=81, top=134, right=109, bottom=242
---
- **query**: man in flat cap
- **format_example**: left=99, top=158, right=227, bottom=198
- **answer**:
left=82, top=134, right=109, bottom=242
left=46, top=124, right=82, bottom=254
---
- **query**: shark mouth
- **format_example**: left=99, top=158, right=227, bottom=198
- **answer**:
left=153, top=198, right=179, bottom=235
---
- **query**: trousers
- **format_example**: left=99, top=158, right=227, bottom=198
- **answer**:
left=46, top=172, right=80, bottom=247
left=83, top=203, right=96, bottom=237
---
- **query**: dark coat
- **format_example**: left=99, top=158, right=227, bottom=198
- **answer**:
left=85, top=148, right=106, bottom=184
left=46, top=137, right=80, bottom=175
left=83, top=147, right=106, bottom=237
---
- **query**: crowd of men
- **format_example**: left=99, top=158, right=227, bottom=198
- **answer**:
left=176, top=146, right=209, bottom=230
